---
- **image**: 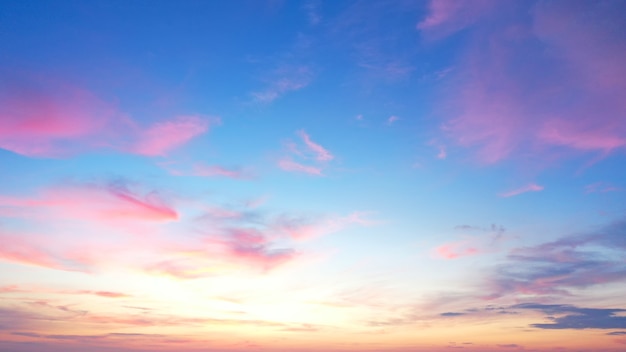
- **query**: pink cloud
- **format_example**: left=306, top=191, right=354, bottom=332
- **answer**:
left=145, top=259, right=209, bottom=280
left=430, top=1, right=626, bottom=165
left=538, top=118, right=626, bottom=152
left=278, top=130, right=336, bottom=175
left=0, top=183, right=178, bottom=223
left=417, top=0, right=499, bottom=40
left=0, top=80, right=117, bottom=157
left=278, top=158, right=323, bottom=176
left=146, top=211, right=374, bottom=278
left=0, top=285, right=24, bottom=293
left=0, top=240, right=63, bottom=270
left=129, top=115, right=209, bottom=156
left=0, top=232, right=93, bottom=272
left=296, top=130, right=334, bottom=161
left=0, top=183, right=354, bottom=278
left=145, top=227, right=299, bottom=279
left=499, top=183, right=543, bottom=198
left=272, top=211, right=377, bottom=241
left=0, top=183, right=177, bottom=273
left=0, top=75, right=211, bottom=158
left=435, top=242, right=480, bottom=259
left=57, top=290, right=131, bottom=298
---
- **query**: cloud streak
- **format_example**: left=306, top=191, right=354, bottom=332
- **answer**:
left=252, top=66, right=313, bottom=103
left=296, top=130, right=334, bottom=161
left=498, top=183, right=544, bottom=198
left=278, top=158, right=323, bottom=176
left=278, top=130, right=335, bottom=176
left=128, top=115, right=209, bottom=157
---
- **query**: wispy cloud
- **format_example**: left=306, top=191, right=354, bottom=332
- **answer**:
left=277, top=158, right=323, bottom=176
left=435, top=242, right=479, bottom=259
left=0, top=286, right=131, bottom=298
left=252, top=66, right=314, bottom=103
left=128, top=115, right=209, bottom=156
left=497, top=344, right=521, bottom=348
left=417, top=0, right=499, bottom=40
left=277, top=130, right=335, bottom=176
left=0, top=75, right=212, bottom=158
left=423, top=0, right=626, bottom=165
left=585, top=182, right=622, bottom=194
left=0, top=181, right=178, bottom=223
left=387, top=115, right=399, bottom=125
left=0, top=180, right=178, bottom=271
left=498, top=183, right=543, bottom=198
left=271, top=211, right=377, bottom=240
left=428, top=139, right=447, bottom=159
left=0, top=234, right=91, bottom=272
left=434, top=224, right=506, bottom=259
left=296, top=130, right=334, bottom=161
left=159, top=161, right=252, bottom=179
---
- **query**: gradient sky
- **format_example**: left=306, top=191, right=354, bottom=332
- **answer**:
left=1, top=1, right=626, bottom=351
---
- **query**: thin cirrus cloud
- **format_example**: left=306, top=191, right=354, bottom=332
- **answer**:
left=278, top=129, right=334, bottom=176
left=421, top=0, right=626, bottom=165
left=251, top=65, right=314, bottom=103
left=498, top=183, right=544, bottom=198
left=417, top=0, right=499, bottom=41
left=277, top=158, right=323, bottom=176
left=271, top=211, right=376, bottom=241
left=0, top=232, right=91, bottom=272
left=585, top=182, right=622, bottom=194
left=0, top=181, right=178, bottom=272
left=296, top=130, right=334, bottom=161
left=435, top=242, right=479, bottom=259
left=387, top=116, right=399, bottom=125
left=127, top=115, right=209, bottom=157
left=0, top=182, right=178, bottom=223
left=159, top=161, right=252, bottom=180
left=434, top=224, right=506, bottom=259
left=0, top=286, right=130, bottom=299
left=0, top=76, right=210, bottom=158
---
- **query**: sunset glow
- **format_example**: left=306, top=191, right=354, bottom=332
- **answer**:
left=1, top=1, right=625, bottom=351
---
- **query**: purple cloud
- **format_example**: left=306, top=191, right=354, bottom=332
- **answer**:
left=484, top=218, right=626, bottom=299
left=513, top=303, right=626, bottom=330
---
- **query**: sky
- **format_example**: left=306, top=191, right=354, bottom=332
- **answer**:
left=0, top=0, right=625, bottom=351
